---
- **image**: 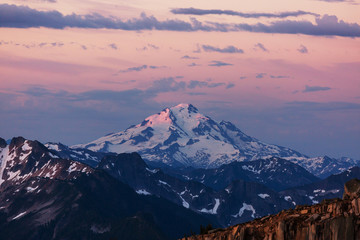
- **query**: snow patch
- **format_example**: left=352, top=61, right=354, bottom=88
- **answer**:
left=284, top=196, right=292, bottom=201
left=12, top=211, right=27, bottom=220
left=146, top=168, right=159, bottom=174
left=199, top=198, right=220, bottom=214
left=158, top=180, right=170, bottom=187
left=179, top=195, right=190, bottom=208
left=232, top=203, right=256, bottom=218
left=67, top=162, right=78, bottom=173
left=242, top=165, right=261, bottom=174
left=48, top=152, right=59, bottom=159
left=136, top=189, right=151, bottom=195
left=258, top=193, right=270, bottom=199
left=26, top=186, right=39, bottom=193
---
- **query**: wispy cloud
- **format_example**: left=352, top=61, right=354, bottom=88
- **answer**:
left=188, top=80, right=225, bottom=89
left=298, top=45, right=308, bottom=53
left=302, top=85, right=332, bottom=93
left=119, top=65, right=147, bottom=73
left=171, top=8, right=319, bottom=19
left=226, top=83, right=235, bottom=89
left=181, top=55, right=199, bottom=59
left=188, top=63, right=201, bottom=67
left=1, top=5, right=359, bottom=37
left=254, top=43, right=268, bottom=52
left=270, top=75, right=289, bottom=79
left=202, top=45, right=244, bottom=53
left=137, top=43, right=159, bottom=51
left=256, top=73, right=266, bottom=78
left=117, top=64, right=165, bottom=73
left=108, top=43, right=118, bottom=50
left=208, top=61, right=233, bottom=67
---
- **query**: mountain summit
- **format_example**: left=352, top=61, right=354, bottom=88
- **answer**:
left=74, top=103, right=306, bottom=168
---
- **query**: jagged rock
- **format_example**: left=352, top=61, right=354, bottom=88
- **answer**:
left=0, top=138, right=6, bottom=148
left=181, top=179, right=360, bottom=240
left=343, top=178, right=360, bottom=200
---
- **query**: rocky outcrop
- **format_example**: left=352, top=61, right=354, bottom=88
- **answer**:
left=344, top=179, right=360, bottom=200
left=182, top=179, right=360, bottom=240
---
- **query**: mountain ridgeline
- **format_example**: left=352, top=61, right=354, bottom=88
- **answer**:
left=0, top=137, right=215, bottom=240
left=181, top=179, right=360, bottom=240
left=1, top=104, right=359, bottom=240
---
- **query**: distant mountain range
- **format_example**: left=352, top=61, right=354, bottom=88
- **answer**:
left=1, top=136, right=360, bottom=239
left=1, top=104, right=359, bottom=239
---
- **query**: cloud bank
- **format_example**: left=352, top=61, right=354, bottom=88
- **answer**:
left=202, top=45, right=244, bottom=53
left=171, top=8, right=319, bottom=19
left=303, top=85, right=332, bottom=92
left=0, top=4, right=360, bottom=37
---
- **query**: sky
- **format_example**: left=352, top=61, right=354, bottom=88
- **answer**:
left=0, top=0, right=359, bottom=159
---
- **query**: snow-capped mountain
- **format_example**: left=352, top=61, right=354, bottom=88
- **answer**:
left=291, top=156, right=360, bottom=179
left=45, top=142, right=114, bottom=167
left=73, top=103, right=307, bottom=168
left=0, top=137, right=215, bottom=240
left=0, top=137, right=92, bottom=188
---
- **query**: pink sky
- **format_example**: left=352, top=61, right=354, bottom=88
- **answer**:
left=0, top=0, right=359, bottom=158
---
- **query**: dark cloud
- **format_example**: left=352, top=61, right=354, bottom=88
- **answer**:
left=148, top=44, right=159, bottom=50
left=1, top=5, right=359, bottom=37
left=119, top=65, right=147, bottom=73
left=137, top=44, right=159, bottom=51
left=270, top=75, right=289, bottom=79
left=0, top=4, right=196, bottom=30
left=187, top=92, right=207, bottom=96
left=239, top=76, right=247, bottom=80
left=188, top=63, right=201, bottom=67
left=208, top=61, right=233, bottom=67
left=108, top=43, right=118, bottom=50
left=19, top=86, right=69, bottom=98
left=118, top=64, right=164, bottom=73
left=181, top=55, right=199, bottom=59
left=298, top=45, right=308, bottom=53
left=171, top=8, right=318, bottom=19
left=302, top=85, right=332, bottom=93
left=202, top=45, right=244, bottom=53
left=226, top=83, right=235, bottom=89
left=254, top=43, right=268, bottom=52
left=187, top=80, right=226, bottom=89
left=232, top=15, right=360, bottom=37
left=147, top=77, right=186, bottom=93
left=0, top=40, right=64, bottom=49
left=256, top=73, right=266, bottom=78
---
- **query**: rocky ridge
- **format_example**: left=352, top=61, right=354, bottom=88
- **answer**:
left=181, top=179, right=360, bottom=240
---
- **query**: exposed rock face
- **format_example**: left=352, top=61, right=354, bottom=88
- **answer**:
left=344, top=179, right=360, bottom=200
left=0, top=138, right=6, bottom=148
left=182, top=179, right=360, bottom=240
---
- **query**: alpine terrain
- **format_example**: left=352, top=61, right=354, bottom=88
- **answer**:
left=73, top=104, right=307, bottom=168
left=73, top=103, right=359, bottom=177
